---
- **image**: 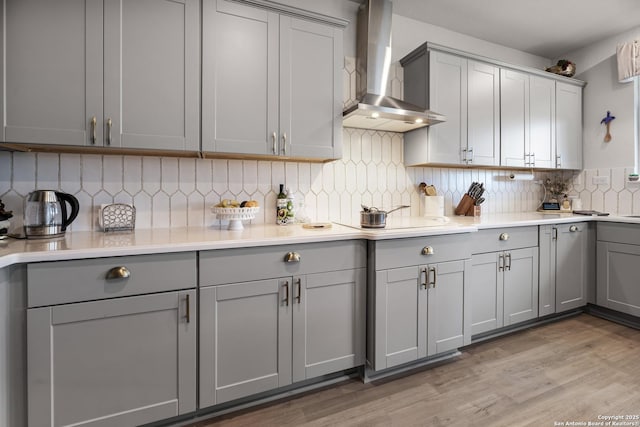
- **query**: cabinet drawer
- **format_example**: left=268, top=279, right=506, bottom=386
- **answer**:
left=371, top=233, right=471, bottom=270
left=199, top=240, right=366, bottom=286
left=27, top=252, right=197, bottom=307
left=470, top=226, right=538, bottom=254
left=597, top=222, right=640, bottom=245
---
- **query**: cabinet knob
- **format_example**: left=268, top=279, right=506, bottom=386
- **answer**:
left=421, top=246, right=434, bottom=255
left=284, top=251, right=301, bottom=263
left=105, top=266, right=130, bottom=280
left=569, top=225, right=578, bottom=232
left=499, top=233, right=509, bottom=241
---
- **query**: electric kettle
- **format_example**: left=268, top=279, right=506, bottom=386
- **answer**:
left=24, top=190, right=80, bottom=239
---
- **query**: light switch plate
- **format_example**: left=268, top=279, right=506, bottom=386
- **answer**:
left=592, top=175, right=610, bottom=185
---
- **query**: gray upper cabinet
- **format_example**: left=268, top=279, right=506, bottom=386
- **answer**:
left=556, top=82, right=583, bottom=169
left=104, top=0, right=199, bottom=151
left=403, top=50, right=499, bottom=166
left=500, top=69, right=529, bottom=167
left=202, top=0, right=343, bottom=160
left=1, top=0, right=200, bottom=152
left=1, top=0, right=102, bottom=146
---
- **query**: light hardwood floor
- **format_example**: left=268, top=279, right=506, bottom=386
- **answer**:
left=192, top=314, right=640, bottom=427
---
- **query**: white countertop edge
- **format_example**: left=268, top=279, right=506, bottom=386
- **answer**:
left=2, top=213, right=640, bottom=268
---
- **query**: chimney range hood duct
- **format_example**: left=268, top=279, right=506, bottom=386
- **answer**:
left=343, top=0, right=445, bottom=133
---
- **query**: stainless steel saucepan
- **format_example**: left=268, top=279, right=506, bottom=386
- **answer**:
left=360, top=205, right=410, bottom=228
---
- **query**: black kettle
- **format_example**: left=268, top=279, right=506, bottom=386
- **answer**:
left=23, top=190, right=80, bottom=239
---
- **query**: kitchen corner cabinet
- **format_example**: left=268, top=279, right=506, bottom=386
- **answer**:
left=368, top=234, right=471, bottom=371
left=555, top=82, right=583, bottom=169
left=1, top=0, right=199, bottom=152
left=26, top=253, right=197, bottom=427
left=198, top=241, right=366, bottom=407
left=597, top=223, right=640, bottom=317
left=470, top=227, right=539, bottom=336
left=402, top=49, right=499, bottom=167
left=202, top=0, right=344, bottom=160
left=539, top=223, right=593, bottom=316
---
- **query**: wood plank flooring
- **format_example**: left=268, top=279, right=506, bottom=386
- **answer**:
left=191, top=314, right=640, bottom=427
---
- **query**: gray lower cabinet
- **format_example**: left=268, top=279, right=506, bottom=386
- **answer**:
left=470, top=227, right=539, bottom=336
left=26, top=253, right=197, bottom=427
left=198, top=241, right=366, bottom=407
left=2, top=0, right=200, bottom=152
left=202, top=0, right=344, bottom=159
left=368, top=234, right=471, bottom=371
left=539, top=223, right=593, bottom=316
left=597, top=223, right=640, bottom=317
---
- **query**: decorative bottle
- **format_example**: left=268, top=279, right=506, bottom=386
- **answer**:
left=276, top=184, right=288, bottom=225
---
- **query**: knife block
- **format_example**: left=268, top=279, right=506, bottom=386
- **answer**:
left=454, top=194, right=475, bottom=216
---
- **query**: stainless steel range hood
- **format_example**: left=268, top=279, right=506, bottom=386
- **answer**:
left=343, top=0, right=445, bottom=133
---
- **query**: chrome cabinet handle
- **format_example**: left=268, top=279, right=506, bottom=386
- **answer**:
left=429, top=266, right=437, bottom=288
left=283, top=281, right=289, bottom=306
left=282, top=132, right=288, bottom=155
left=185, top=294, right=191, bottom=323
left=105, top=266, right=130, bottom=280
left=106, top=118, right=112, bottom=146
left=531, top=152, right=536, bottom=167
left=90, top=116, right=97, bottom=144
left=461, top=148, right=467, bottom=163
left=420, top=268, right=428, bottom=289
left=569, top=225, right=578, bottom=232
left=421, top=246, right=434, bottom=255
left=505, top=252, right=512, bottom=271
left=467, top=147, right=473, bottom=164
left=499, top=233, right=509, bottom=241
left=552, top=227, right=558, bottom=240
left=556, top=155, right=562, bottom=168
left=272, top=131, right=277, bottom=154
left=295, top=278, right=302, bottom=304
left=498, top=254, right=504, bottom=272
left=284, top=252, right=301, bottom=263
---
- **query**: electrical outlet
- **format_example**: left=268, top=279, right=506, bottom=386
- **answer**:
left=592, top=176, right=610, bottom=185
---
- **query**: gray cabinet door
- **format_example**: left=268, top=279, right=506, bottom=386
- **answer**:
left=292, top=269, right=365, bottom=382
left=500, top=69, right=529, bottom=167
left=556, top=223, right=590, bottom=312
left=199, top=279, right=292, bottom=408
left=28, top=290, right=196, bottom=427
left=280, top=16, right=342, bottom=159
left=555, top=82, right=583, bottom=169
left=427, top=51, right=468, bottom=164
left=2, top=0, right=102, bottom=146
left=529, top=76, right=556, bottom=168
left=596, top=242, right=640, bottom=317
left=503, top=247, right=539, bottom=325
left=426, top=260, right=469, bottom=355
left=202, top=0, right=278, bottom=155
left=467, top=60, right=500, bottom=166
left=103, top=0, right=199, bottom=151
left=373, top=267, right=427, bottom=370
left=470, top=252, right=504, bottom=335
left=538, top=225, right=557, bottom=316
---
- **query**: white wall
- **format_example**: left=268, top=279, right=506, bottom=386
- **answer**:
left=560, top=26, right=640, bottom=170
left=391, top=14, right=551, bottom=68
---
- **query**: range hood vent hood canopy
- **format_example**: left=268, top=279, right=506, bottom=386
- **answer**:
left=343, top=0, right=445, bottom=133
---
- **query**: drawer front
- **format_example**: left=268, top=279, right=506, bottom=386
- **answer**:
left=371, top=233, right=471, bottom=271
left=597, top=222, right=640, bottom=245
left=470, top=226, right=538, bottom=254
left=28, top=252, right=197, bottom=307
left=199, top=240, right=366, bottom=286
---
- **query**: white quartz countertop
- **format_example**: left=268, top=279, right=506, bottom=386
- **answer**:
left=2, top=212, right=640, bottom=268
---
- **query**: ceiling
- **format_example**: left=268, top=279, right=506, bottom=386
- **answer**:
left=389, top=0, right=640, bottom=59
